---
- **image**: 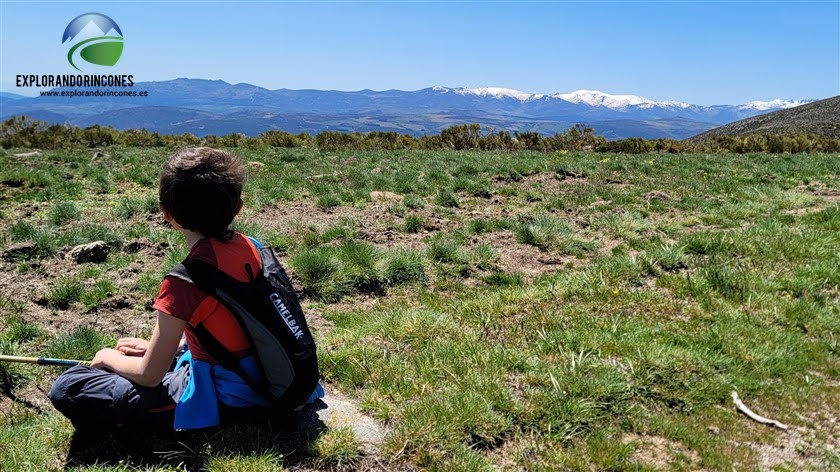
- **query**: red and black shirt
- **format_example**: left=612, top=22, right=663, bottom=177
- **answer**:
left=153, top=233, right=260, bottom=363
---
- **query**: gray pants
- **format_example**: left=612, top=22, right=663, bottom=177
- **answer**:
left=49, top=364, right=190, bottom=432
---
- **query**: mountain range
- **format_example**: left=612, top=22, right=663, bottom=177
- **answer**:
left=0, top=79, right=816, bottom=140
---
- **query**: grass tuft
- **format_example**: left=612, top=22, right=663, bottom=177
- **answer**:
left=46, top=277, right=83, bottom=310
left=46, top=326, right=114, bottom=362
left=383, top=249, right=426, bottom=285
left=514, top=215, right=594, bottom=255
left=312, top=426, right=360, bottom=466
left=435, top=189, right=460, bottom=208
left=48, top=201, right=81, bottom=226
left=403, top=214, right=426, bottom=234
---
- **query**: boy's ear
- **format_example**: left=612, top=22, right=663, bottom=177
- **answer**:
left=160, top=203, right=177, bottom=228
left=235, top=198, right=243, bottom=216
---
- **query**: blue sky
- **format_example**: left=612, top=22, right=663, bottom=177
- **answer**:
left=1, top=1, right=837, bottom=105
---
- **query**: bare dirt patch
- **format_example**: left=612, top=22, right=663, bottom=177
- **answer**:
left=497, top=171, right=592, bottom=198
left=623, top=433, right=702, bottom=470
left=814, top=189, right=840, bottom=203
left=0, top=240, right=167, bottom=338
left=743, top=408, right=840, bottom=471
left=247, top=200, right=453, bottom=237
left=796, top=183, right=840, bottom=204
left=471, top=232, right=576, bottom=277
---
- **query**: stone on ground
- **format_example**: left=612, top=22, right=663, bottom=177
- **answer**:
left=293, top=388, right=385, bottom=454
left=66, top=241, right=110, bottom=264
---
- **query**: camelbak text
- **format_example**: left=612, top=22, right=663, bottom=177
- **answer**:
left=269, top=293, right=303, bottom=339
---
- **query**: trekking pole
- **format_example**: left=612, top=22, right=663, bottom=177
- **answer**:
left=0, top=354, right=91, bottom=367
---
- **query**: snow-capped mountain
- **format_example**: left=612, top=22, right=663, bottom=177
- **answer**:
left=552, top=90, right=691, bottom=110
left=439, top=86, right=800, bottom=112
left=1, top=78, right=821, bottom=140
left=738, top=99, right=809, bottom=111
left=453, top=87, right=544, bottom=101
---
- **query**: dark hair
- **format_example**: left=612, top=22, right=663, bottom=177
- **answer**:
left=159, top=147, right=246, bottom=240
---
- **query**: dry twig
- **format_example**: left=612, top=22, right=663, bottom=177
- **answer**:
left=731, top=391, right=789, bottom=430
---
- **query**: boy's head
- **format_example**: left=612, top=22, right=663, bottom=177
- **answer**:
left=159, top=147, right=246, bottom=239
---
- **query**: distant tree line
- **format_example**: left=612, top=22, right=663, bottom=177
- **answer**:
left=2, top=116, right=838, bottom=154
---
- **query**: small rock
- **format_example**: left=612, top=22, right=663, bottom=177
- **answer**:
left=708, top=426, right=720, bottom=435
left=3, top=242, right=38, bottom=261
left=645, top=190, right=671, bottom=201
left=293, top=392, right=385, bottom=454
left=66, top=241, right=110, bottom=264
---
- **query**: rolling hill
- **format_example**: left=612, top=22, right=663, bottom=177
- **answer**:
left=689, top=95, right=840, bottom=142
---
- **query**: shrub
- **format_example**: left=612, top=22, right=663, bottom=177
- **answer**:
left=260, top=130, right=305, bottom=147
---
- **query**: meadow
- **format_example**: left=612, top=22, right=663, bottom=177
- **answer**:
left=0, top=146, right=837, bottom=471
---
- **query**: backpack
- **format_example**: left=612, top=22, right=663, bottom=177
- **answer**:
left=168, top=243, right=319, bottom=411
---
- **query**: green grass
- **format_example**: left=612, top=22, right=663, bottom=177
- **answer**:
left=0, top=147, right=838, bottom=471
left=81, top=279, right=117, bottom=309
left=435, top=188, right=460, bottom=208
left=311, top=426, right=361, bottom=466
left=45, top=327, right=115, bottom=361
left=2, top=317, right=44, bottom=343
left=48, top=201, right=81, bottom=226
left=113, top=194, right=159, bottom=219
left=382, top=249, right=426, bottom=285
left=514, top=215, right=596, bottom=255
left=403, top=214, right=425, bottom=233
left=46, top=277, right=84, bottom=309
left=403, top=193, right=425, bottom=209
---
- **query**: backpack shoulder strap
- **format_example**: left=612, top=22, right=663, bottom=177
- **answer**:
left=167, top=259, right=271, bottom=401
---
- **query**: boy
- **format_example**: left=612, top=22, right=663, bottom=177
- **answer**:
left=50, top=147, right=320, bottom=431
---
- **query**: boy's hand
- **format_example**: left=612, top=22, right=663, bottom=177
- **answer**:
left=115, top=337, right=150, bottom=357
left=91, top=347, right=123, bottom=369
